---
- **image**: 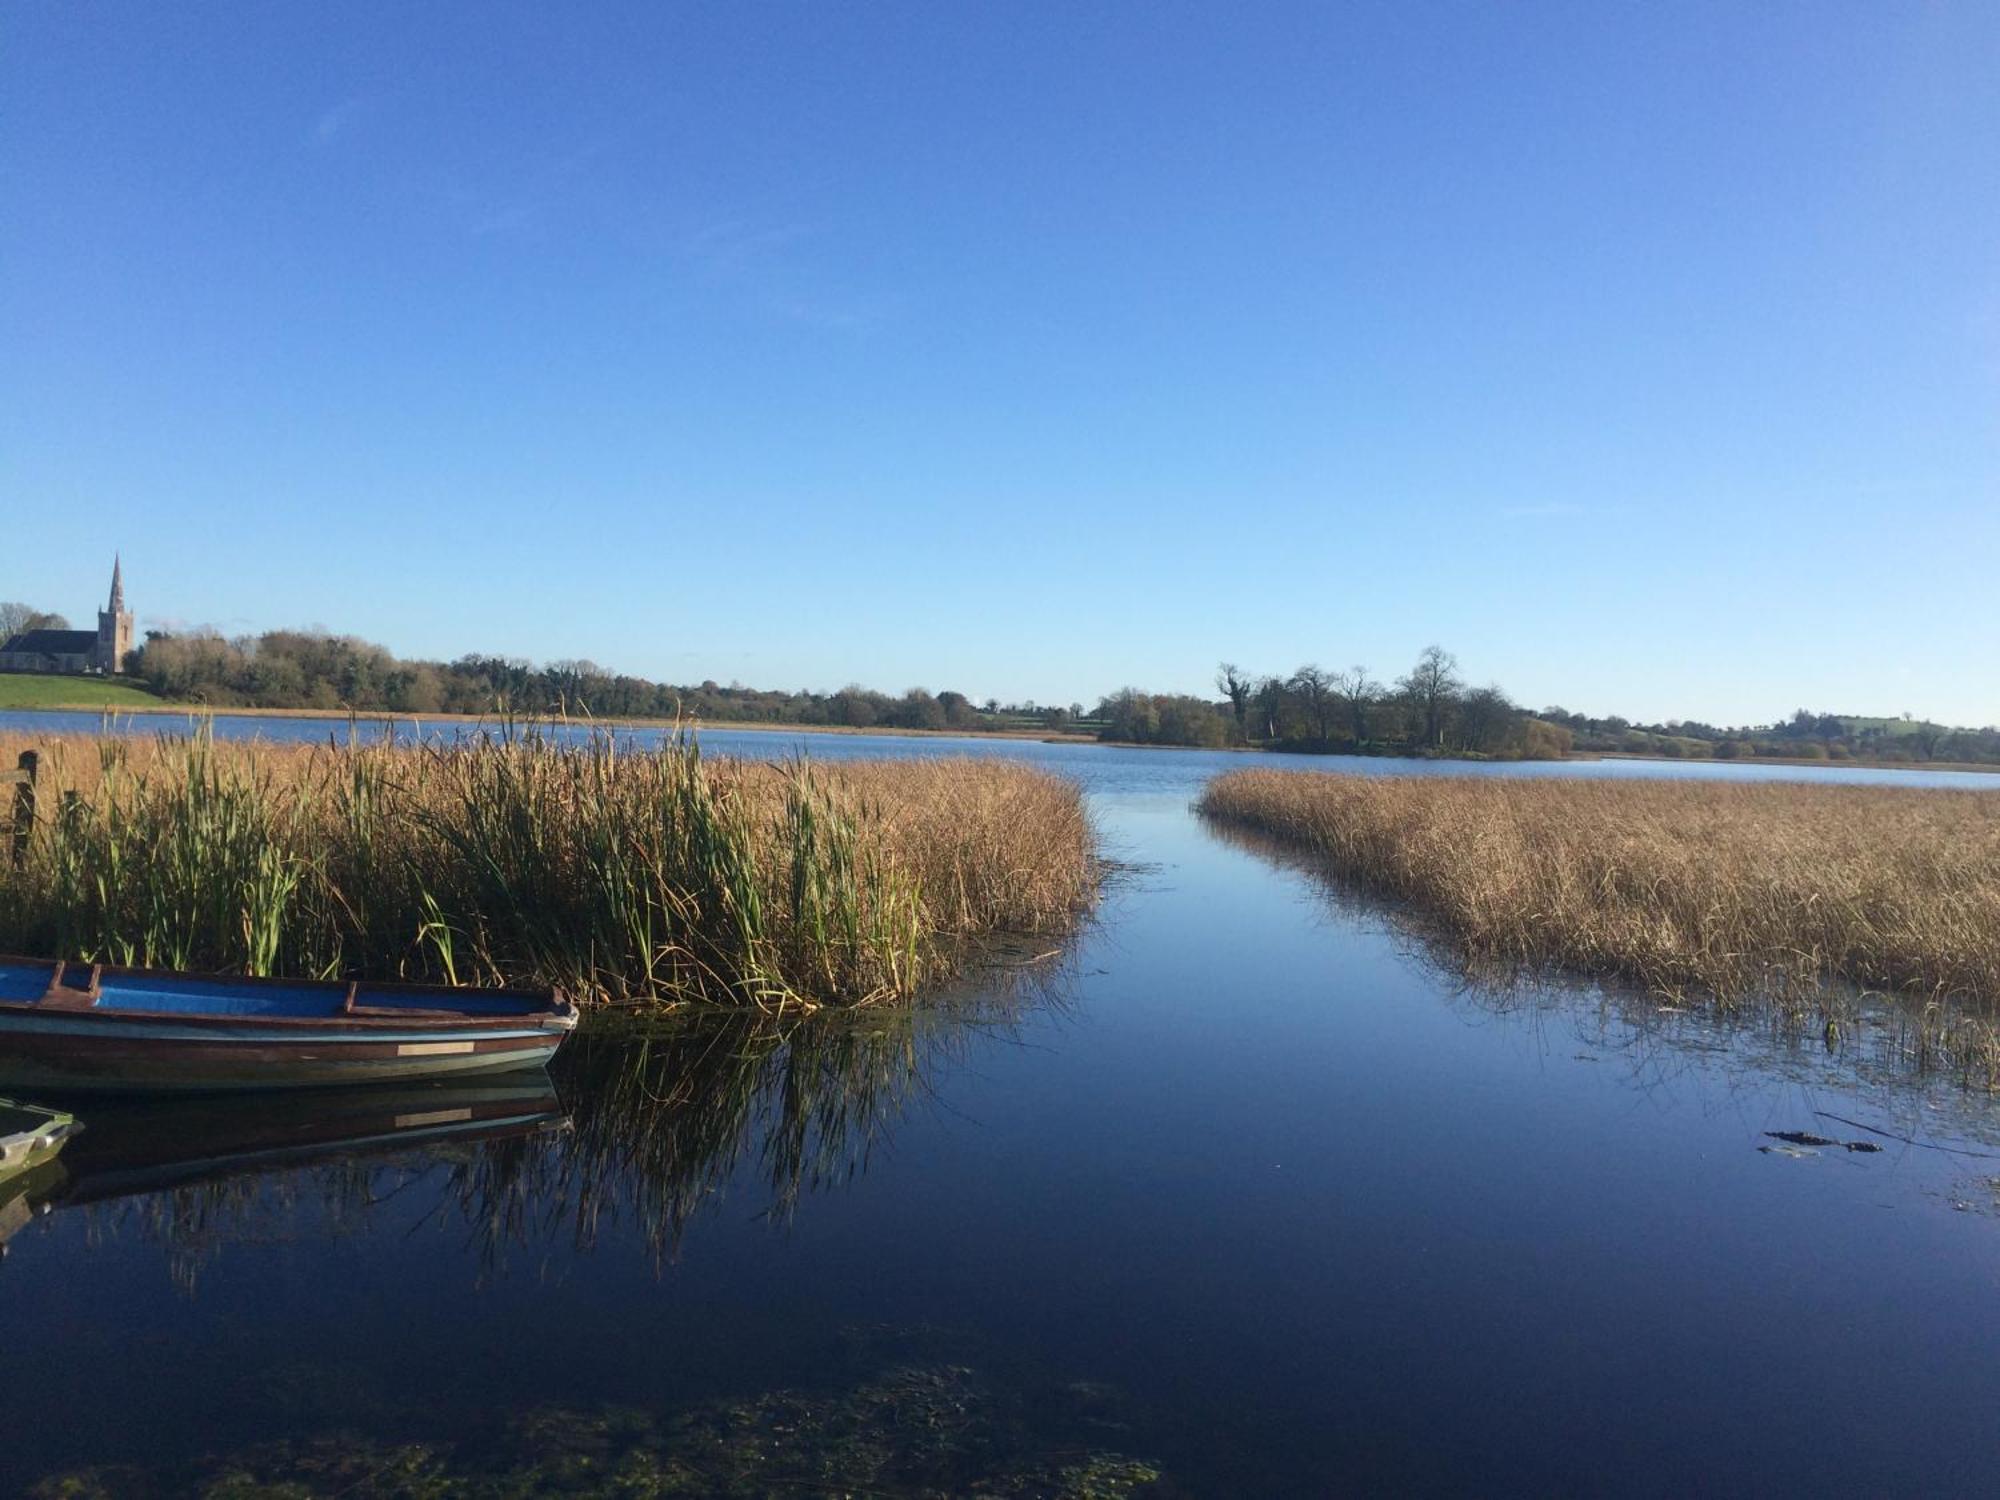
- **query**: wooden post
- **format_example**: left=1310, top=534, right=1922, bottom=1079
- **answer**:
left=9, top=750, right=35, bottom=868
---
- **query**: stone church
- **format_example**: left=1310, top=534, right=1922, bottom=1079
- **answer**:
left=0, top=557, right=136, bottom=675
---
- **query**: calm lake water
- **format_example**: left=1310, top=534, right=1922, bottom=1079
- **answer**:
left=5, top=712, right=2000, bottom=1496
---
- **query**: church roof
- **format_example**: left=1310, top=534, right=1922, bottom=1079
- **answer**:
left=0, top=628, right=98, bottom=656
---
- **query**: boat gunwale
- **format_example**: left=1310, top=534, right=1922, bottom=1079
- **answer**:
left=0, top=1098, right=75, bottom=1130
left=0, top=953, right=577, bottom=1035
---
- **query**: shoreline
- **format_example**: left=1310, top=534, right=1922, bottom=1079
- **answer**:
left=3, top=700, right=1995, bottom=775
left=1571, top=748, right=2000, bottom=776
left=0, top=698, right=1101, bottom=745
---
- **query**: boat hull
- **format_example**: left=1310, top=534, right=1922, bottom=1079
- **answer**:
left=0, top=955, right=578, bottom=1092
left=0, top=1015, right=568, bottom=1093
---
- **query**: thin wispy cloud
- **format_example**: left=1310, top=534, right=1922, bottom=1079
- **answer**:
left=312, top=97, right=366, bottom=147
left=464, top=139, right=611, bottom=237
left=1500, top=501, right=1591, bottom=520
left=765, top=297, right=873, bottom=331
left=680, top=217, right=817, bottom=278
left=676, top=214, right=882, bottom=330
left=469, top=202, right=536, bottom=238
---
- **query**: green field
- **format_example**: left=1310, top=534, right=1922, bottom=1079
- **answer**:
left=0, top=672, right=163, bottom=709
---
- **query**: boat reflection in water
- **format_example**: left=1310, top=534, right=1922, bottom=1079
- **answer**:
left=0, top=1078, right=568, bottom=1269
left=0, top=993, right=1032, bottom=1281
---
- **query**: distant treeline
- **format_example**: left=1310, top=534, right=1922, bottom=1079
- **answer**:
left=124, top=629, right=1083, bottom=733
left=1538, top=707, right=2000, bottom=767
left=1097, top=655, right=2000, bottom=766
left=1094, top=648, right=1573, bottom=760
left=11, top=603, right=1994, bottom=767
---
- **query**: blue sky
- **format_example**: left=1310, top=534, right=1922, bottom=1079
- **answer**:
left=4, top=3, right=1996, bottom=726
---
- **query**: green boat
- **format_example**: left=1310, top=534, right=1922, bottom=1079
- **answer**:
left=0, top=1098, right=78, bottom=1178
left=0, top=1099, right=78, bottom=1254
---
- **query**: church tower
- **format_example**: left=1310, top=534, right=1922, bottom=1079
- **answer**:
left=95, top=554, right=134, bottom=673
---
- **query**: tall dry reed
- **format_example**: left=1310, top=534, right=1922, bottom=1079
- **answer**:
left=1199, top=768, right=2000, bottom=1077
left=0, top=728, right=1095, bottom=1011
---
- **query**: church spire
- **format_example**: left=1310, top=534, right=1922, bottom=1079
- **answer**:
left=108, top=553, right=124, bottom=613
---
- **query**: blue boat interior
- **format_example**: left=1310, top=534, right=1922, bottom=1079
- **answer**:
left=0, top=961, right=553, bottom=1018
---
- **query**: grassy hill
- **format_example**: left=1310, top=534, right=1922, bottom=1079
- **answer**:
left=0, top=672, right=164, bottom=709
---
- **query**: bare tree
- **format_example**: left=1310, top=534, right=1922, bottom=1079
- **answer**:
left=0, top=602, right=68, bottom=639
left=1333, top=665, right=1378, bottom=745
left=1289, top=664, right=1340, bottom=745
left=1457, top=684, right=1516, bottom=754
left=1216, top=662, right=1252, bottom=731
left=1253, top=675, right=1286, bottom=740
left=1398, top=645, right=1462, bottom=748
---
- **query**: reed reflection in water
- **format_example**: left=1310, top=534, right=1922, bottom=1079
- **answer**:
left=462, top=998, right=1027, bottom=1267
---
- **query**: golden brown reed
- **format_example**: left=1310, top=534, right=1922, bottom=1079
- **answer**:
left=0, top=729, right=1096, bottom=1011
left=1199, top=768, right=2000, bottom=1080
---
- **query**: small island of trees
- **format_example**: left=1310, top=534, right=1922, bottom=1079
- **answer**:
left=1093, top=648, right=1573, bottom=760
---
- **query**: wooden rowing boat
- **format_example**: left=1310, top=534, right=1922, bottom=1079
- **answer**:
left=0, top=957, right=578, bottom=1093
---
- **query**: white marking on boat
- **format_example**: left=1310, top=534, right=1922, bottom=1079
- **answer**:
left=393, top=1107, right=475, bottom=1128
left=396, top=1041, right=476, bottom=1057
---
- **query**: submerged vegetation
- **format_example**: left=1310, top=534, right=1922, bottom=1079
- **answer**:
left=29, top=1348, right=1166, bottom=1498
left=1199, top=769, right=2000, bottom=1081
left=0, top=729, right=1095, bottom=1010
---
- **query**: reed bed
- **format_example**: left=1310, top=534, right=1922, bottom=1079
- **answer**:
left=0, top=729, right=1095, bottom=1011
left=1199, top=769, right=2000, bottom=1079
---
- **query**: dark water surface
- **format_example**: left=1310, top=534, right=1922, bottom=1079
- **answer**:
left=5, top=715, right=2000, bottom=1496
